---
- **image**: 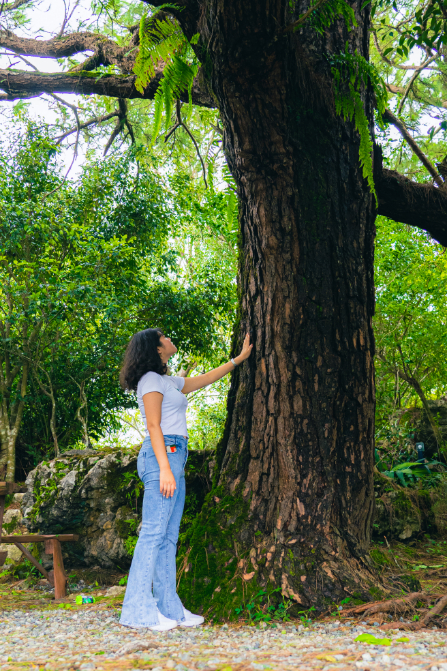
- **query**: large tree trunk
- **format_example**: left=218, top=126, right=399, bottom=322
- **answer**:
left=178, top=0, right=380, bottom=615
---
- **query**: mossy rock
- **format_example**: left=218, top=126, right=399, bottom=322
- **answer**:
left=373, top=470, right=437, bottom=541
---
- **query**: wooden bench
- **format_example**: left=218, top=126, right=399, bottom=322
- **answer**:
left=0, top=482, right=79, bottom=599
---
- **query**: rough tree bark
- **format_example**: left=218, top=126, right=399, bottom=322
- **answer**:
left=169, top=0, right=381, bottom=614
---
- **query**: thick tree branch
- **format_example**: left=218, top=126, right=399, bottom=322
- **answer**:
left=0, top=28, right=139, bottom=73
left=376, top=168, right=447, bottom=248
left=0, top=68, right=215, bottom=107
left=0, top=29, right=121, bottom=60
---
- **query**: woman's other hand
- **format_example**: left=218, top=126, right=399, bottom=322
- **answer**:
left=234, top=333, right=253, bottom=364
left=160, top=467, right=177, bottom=498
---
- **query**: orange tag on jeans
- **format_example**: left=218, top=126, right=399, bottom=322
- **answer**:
left=166, top=445, right=177, bottom=453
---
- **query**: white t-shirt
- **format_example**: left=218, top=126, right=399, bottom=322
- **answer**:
left=137, top=372, right=188, bottom=437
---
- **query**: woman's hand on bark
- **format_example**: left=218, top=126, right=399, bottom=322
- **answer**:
left=160, top=467, right=176, bottom=498
left=235, top=333, right=253, bottom=364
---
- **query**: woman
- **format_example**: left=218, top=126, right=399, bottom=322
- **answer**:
left=119, top=328, right=253, bottom=631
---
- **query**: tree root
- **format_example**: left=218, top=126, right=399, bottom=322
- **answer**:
left=379, top=594, right=447, bottom=631
left=343, top=591, right=430, bottom=618
left=343, top=591, right=447, bottom=630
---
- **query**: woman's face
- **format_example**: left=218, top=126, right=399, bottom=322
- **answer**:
left=157, top=334, right=177, bottom=362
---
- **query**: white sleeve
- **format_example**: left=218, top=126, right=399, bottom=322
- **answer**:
left=139, top=372, right=166, bottom=397
left=168, top=375, right=186, bottom=391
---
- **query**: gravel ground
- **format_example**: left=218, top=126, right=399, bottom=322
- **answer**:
left=0, top=610, right=447, bottom=670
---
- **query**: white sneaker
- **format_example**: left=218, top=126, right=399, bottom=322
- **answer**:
left=148, top=609, right=178, bottom=632
left=179, top=607, right=204, bottom=627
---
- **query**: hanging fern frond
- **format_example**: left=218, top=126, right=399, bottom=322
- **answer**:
left=152, top=56, right=199, bottom=140
left=329, top=45, right=388, bottom=203
left=288, top=0, right=357, bottom=34
left=133, top=11, right=186, bottom=95
left=134, top=10, right=200, bottom=143
left=310, top=0, right=357, bottom=33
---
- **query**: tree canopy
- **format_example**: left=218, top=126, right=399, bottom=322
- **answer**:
left=0, top=0, right=445, bottom=246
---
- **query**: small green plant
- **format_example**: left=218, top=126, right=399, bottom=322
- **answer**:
left=118, top=575, right=128, bottom=586
left=330, top=596, right=351, bottom=616
left=235, top=587, right=294, bottom=623
left=375, top=447, right=446, bottom=487
left=5, top=559, right=42, bottom=583
left=119, top=472, right=143, bottom=511
left=124, top=535, right=138, bottom=556
left=296, top=605, right=317, bottom=626
left=2, top=518, right=19, bottom=534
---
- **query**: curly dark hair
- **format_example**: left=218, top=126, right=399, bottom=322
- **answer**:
left=119, top=328, right=167, bottom=391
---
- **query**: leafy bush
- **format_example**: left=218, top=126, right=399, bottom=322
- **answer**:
left=375, top=449, right=446, bottom=487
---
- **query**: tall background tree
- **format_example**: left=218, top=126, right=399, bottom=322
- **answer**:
left=0, top=125, right=236, bottom=480
left=0, top=0, right=446, bottom=613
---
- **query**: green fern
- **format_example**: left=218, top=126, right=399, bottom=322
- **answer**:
left=310, top=0, right=357, bottom=33
left=133, top=12, right=185, bottom=94
left=290, top=0, right=357, bottom=33
left=134, top=10, right=199, bottom=142
left=330, top=46, right=387, bottom=203
left=152, top=56, right=198, bottom=139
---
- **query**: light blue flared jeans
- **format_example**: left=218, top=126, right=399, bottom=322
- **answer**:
left=120, top=434, right=187, bottom=627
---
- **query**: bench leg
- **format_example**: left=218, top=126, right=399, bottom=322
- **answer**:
left=45, top=539, right=67, bottom=599
left=13, top=542, right=53, bottom=584
left=0, top=495, right=5, bottom=538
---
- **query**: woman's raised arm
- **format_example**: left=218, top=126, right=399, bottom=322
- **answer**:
left=182, top=333, right=253, bottom=394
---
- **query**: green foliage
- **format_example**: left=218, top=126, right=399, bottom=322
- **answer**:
left=329, top=596, right=351, bottom=616
left=377, top=458, right=444, bottom=487
left=119, top=471, right=143, bottom=510
left=0, top=126, right=169, bottom=472
left=371, top=0, right=447, bottom=167
left=187, top=378, right=228, bottom=452
left=0, top=125, right=237, bottom=476
left=123, top=518, right=139, bottom=557
left=373, top=0, right=447, bottom=53
left=134, top=11, right=198, bottom=141
left=234, top=587, right=294, bottom=623
left=2, top=517, right=19, bottom=534
left=330, top=45, right=388, bottom=202
left=374, top=217, right=447, bottom=454
left=307, top=0, right=357, bottom=34
left=296, top=605, right=317, bottom=626
left=154, top=56, right=198, bottom=139
left=134, top=11, right=182, bottom=91
left=2, top=558, right=42, bottom=583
